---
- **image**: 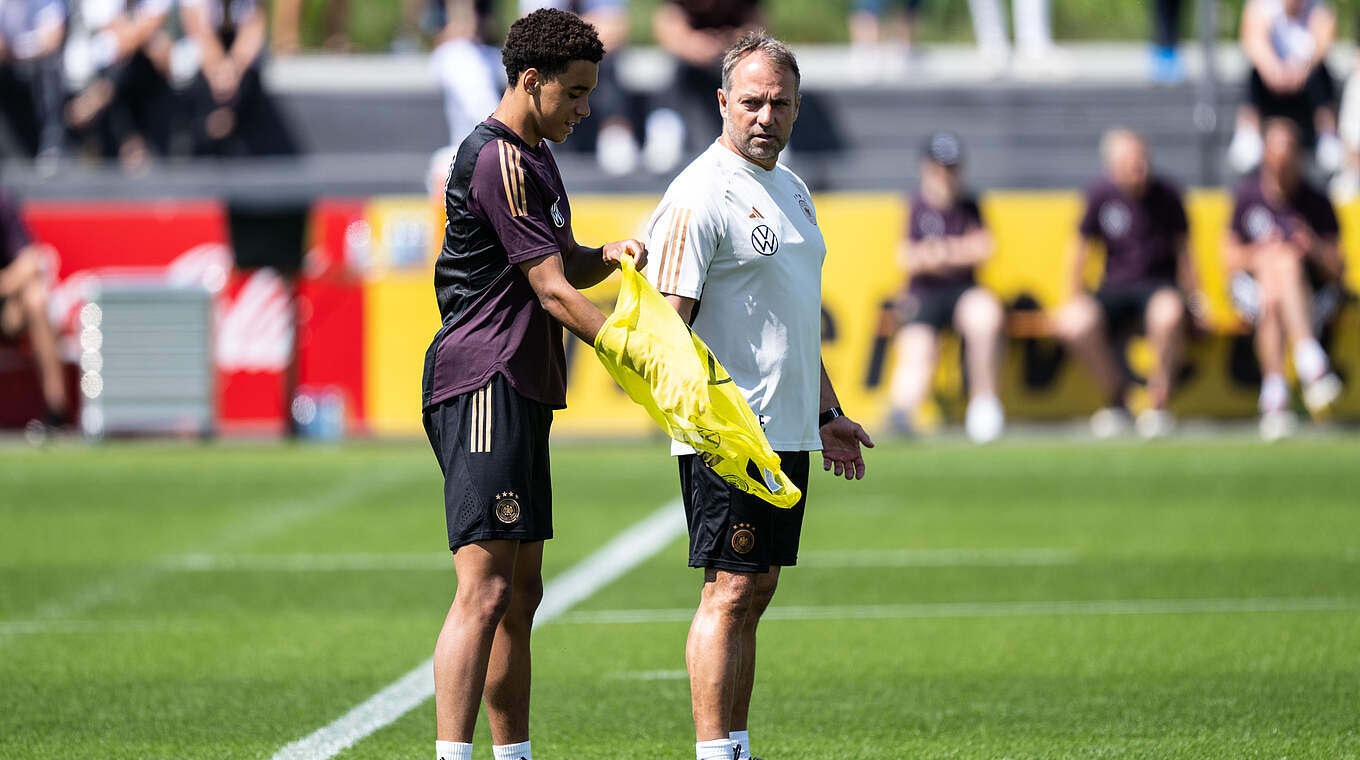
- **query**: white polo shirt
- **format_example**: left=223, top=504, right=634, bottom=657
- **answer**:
left=645, top=140, right=826, bottom=453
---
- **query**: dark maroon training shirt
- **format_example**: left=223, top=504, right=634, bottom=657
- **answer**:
left=1078, top=175, right=1188, bottom=289
left=422, top=118, right=574, bottom=411
left=906, top=191, right=984, bottom=296
left=1229, top=172, right=1338, bottom=289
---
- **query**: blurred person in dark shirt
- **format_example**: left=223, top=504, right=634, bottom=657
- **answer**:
left=0, top=189, right=66, bottom=424
left=648, top=0, right=759, bottom=172
left=181, top=0, right=296, bottom=156
left=1225, top=117, right=1344, bottom=439
left=1054, top=128, right=1203, bottom=439
left=0, top=0, right=67, bottom=164
left=887, top=132, right=1005, bottom=443
left=65, top=0, right=177, bottom=171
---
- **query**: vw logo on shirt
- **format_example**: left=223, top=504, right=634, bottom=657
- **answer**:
left=751, top=224, right=779, bottom=256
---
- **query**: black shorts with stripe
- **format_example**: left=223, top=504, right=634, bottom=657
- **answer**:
left=678, top=451, right=810, bottom=574
left=423, top=373, right=553, bottom=551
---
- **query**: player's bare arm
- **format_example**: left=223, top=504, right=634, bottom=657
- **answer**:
left=519, top=252, right=607, bottom=345
left=563, top=238, right=648, bottom=289
left=818, top=361, right=873, bottom=480
left=662, top=292, right=696, bottom=322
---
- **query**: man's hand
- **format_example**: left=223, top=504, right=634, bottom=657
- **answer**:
left=820, top=415, right=874, bottom=481
left=603, top=238, right=647, bottom=272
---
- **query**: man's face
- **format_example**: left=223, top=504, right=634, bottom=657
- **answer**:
left=1262, top=124, right=1299, bottom=178
left=718, top=53, right=800, bottom=169
left=1108, top=136, right=1149, bottom=197
left=533, top=59, right=598, bottom=143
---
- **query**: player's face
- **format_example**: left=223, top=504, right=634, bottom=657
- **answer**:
left=1108, top=138, right=1149, bottom=197
left=1262, top=125, right=1299, bottom=179
left=534, top=59, right=598, bottom=143
left=718, top=53, right=800, bottom=170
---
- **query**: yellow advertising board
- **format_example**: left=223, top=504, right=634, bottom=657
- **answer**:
left=361, top=191, right=1360, bottom=436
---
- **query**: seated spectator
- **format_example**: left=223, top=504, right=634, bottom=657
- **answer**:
left=0, top=188, right=66, bottom=425
left=1329, top=16, right=1360, bottom=200
left=0, top=0, right=67, bottom=164
left=523, top=0, right=638, bottom=175
left=65, top=0, right=178, bottom=171
left=650, top=0, right=760, bottom=173
left=1225, top=118, right=1345, bottom=440
left=1227, top=0, right=1340, bottom=174
left=887, top=132, right=1005, bottom=443
left=1054, top=128, right=1201, bottom=439
left=180, top=0, right=297, bottom=156
left=429, top=0, right=503, bottom=148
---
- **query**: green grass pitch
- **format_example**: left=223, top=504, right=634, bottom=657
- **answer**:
left=2, top=436, right=1358, bottom=759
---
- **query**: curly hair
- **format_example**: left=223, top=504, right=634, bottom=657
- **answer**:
left=502, top=8, right=605, bottom=88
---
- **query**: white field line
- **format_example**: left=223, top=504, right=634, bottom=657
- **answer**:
left=269, top=499, right=686, bottom=760
left=554, top=596, right=1360, bottom=625
left=798, top=547, right=1077, bottom=568
left=604, top=669, right=689, bottom=681
left=0, top=619, right=204, bottom=635
left=1, top=469, right=416, bottom=645
left=165, top=553, right=452, bottom=572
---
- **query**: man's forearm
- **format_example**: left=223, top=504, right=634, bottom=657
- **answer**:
left=818, top=361, right=840, bottom=413
left=563, top=244, right=613, bottom=289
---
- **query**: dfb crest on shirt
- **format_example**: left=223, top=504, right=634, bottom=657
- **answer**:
left=918, top=209, right=946, bottom=238
left=751, top=224, right=779, bottom=255
left=1244, top=205, right=1275, bottom=241
left=1099, top=201, right=1132, bottom=239
left=795, top=193, right=816, bottom=225
left=550, top=198, right=565, bottom=228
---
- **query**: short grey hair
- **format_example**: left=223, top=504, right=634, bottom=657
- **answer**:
left=721, top=30, right=800, bottom=94
left=1100, top=127, right=1144, bottom=167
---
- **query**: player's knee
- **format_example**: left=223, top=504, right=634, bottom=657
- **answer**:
left=1146, top=291, right=1185, bottom=335
left=1054, top=301, right=1095, bottom=341
left=511, top=575, right=544, bottom=620
left=702, top=572, right=757, bottom=620
left=749, top=575, right=779, bottom=618
left=960, top=291, right=1003, bottom=336
left=456, top=574, right=514, bottom=627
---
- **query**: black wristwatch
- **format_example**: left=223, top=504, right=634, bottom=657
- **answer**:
left=818, top=406, right=844, bottom=428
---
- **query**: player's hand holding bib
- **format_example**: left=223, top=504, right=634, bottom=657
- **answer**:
left=594, top=256, right=802, bottom=508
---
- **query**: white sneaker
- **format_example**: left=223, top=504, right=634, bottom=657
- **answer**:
left=595, top=123, right=639, bottom=177
left=1090, top=406, right=1132, bottom=439
left=1135, top=408, right=1176, bottom=439
left=1259, top=409, right=1298, bottom=442
left=642, top=108, right=685, bottom=175
left=1316, top=132, right=1343, bottom=175
left=1227, top=127, right=1264, bottom=173
left=1302, top=372, right=1342, bottom=416
left=965, top=394, right=1005, bottom=443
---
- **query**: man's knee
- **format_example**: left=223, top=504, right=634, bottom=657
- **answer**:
left=749, top=571, right=780, bottom=619
left=507, top=573, right=544, bottom=626
left=700, top=570, right=758, bottom=621
left=956, top=289, right=1003, bottom=337
left=455, top=573, right=514, bottom=628
left=1145, top=290, right=1186, bottom=336
left=1054, top=297, right=1100, bottom=341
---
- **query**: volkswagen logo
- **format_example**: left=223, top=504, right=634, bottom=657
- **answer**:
left=751, top=224, right=779, bottom=256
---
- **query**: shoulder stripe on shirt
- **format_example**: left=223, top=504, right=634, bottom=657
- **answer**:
left=497, top=141, right=528, bottom=217
left=667, top=208, right=692, bottom=295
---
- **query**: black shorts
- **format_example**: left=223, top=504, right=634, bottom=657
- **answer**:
left=423, top=374, right=553, bottom=551
left=1247, top=65, right=1336, bottom=146
left=902, top=282, right=973, bottom=331
left=1093, top=282, right=1180, bottom=335
left=678, top=450, right=810, bottom=574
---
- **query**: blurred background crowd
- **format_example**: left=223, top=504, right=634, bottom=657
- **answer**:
left=2, top=0, right=1359, bottom=444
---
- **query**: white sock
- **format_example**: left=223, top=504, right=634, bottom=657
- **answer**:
left=729, top=729, right=750, bottom=759
left=1293, top=339, right=1329, bottom=384
left=436, top=741, right=472, bottom=760
left=1260, top=373, right=1289, bottom=414
left=492, top=740, right=531, bottom=760
left=697, top=737, right=737, bottom=760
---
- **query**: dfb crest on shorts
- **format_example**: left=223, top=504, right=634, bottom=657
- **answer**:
left=494, top=491, right=521, bottom=523
left=751, top=224, right=779, bottom=256
left=550, top=198, right=565, bottom=228
left=730, top=523, right=756, bottom=554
